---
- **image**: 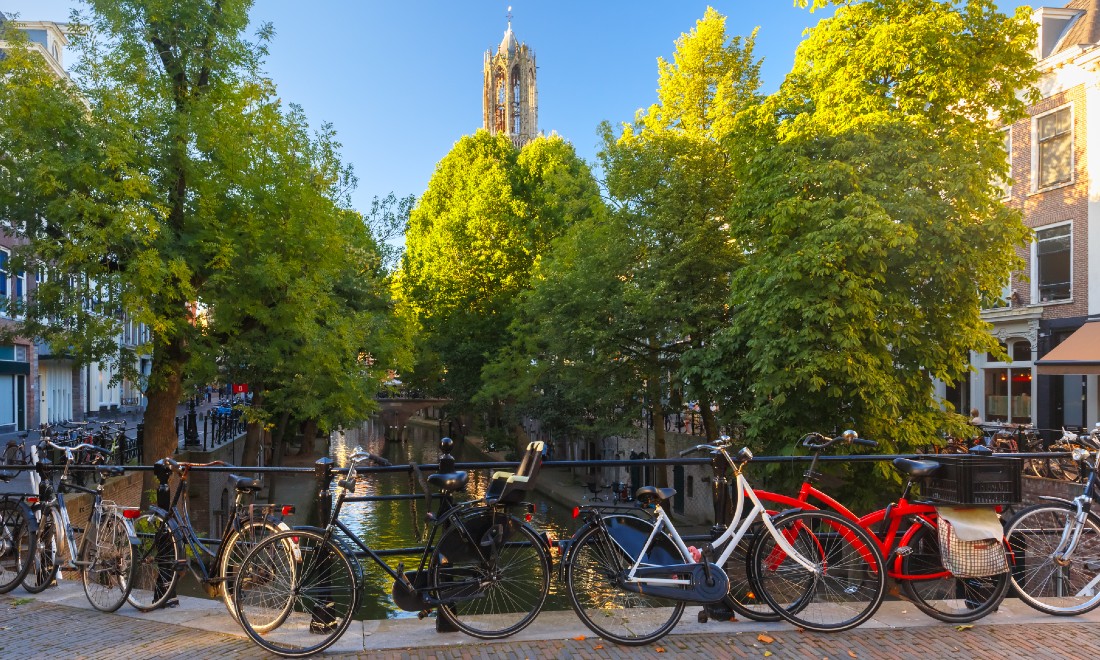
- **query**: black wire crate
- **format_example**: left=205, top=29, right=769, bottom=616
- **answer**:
left=919, top=454, right=1023, bottom=506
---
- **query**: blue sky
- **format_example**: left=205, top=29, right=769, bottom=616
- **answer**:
left=5, top=1, right=1035, bottom=214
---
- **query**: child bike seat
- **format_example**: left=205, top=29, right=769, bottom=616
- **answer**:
left=485, top=441, right=544, bottom=505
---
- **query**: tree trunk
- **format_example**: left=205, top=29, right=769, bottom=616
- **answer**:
left=140, top=343, right=184, bottom=506
left=649, top=380, right=669, bottom=489
left=240, top=388, right=264, bottom=466
left=699, top=393, right=719, bottom=441
left=300, top=419, right=318, bottom=457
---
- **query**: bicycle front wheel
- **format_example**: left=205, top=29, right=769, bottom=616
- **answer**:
left=0, top=501, right=32, bottom=594
left=751, top=509, right=886, bottom=632
left=1004, top=502, right=1100, bottom=615
left=82, top=511, right=136, bottom=613
left=234, top=529, right=358, bottom=658
left=898, top=523, right=1009, bottom=622
left=219, top=517, right=285, bottom=625
left=21, top=512, right=57, bottom=593
left=565, top=518, right=686, bottom=646
left=431, top=515, right=550, bottom=638
left=127, top=512, right=181, bottom=611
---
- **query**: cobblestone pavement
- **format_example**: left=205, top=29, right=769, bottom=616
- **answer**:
left=4, top=592, right=1100, bottom=659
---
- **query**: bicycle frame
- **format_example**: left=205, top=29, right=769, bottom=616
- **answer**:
left=1042, top=450, right=1100, bottom=566
left=621, top=455, right=817, bottom=594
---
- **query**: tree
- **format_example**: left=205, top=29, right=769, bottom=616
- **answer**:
left=398, top=131, right=602, bottom=434
left=717, top=0, right=1038, bottom=472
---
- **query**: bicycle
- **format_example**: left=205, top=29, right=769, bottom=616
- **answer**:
left=561, top=437, right=886, bottom=645
left=126, top=457, right=294, bottom=621
left=232, top=439, right=553, bottom=657
left=728, top=432, right=1011, bottom=623
left=0, top=440, right=36, bottom=594
left=1002, top=430, right=1100, bottom=615
left=20, top=441, right=139, bottom=612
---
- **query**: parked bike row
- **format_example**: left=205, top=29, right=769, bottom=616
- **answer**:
left=1, top=431, right=1099, bottom=656
left=931, top=422, right=1100, bottom=483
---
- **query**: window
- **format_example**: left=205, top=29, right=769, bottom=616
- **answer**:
left=0, top=249, right=8, bottom=301
left=1037, top=107, right=1072, bottom=188
left=997, top=128, right=1012, bottom=198
left=1035, top=224, right=1071, bottom=302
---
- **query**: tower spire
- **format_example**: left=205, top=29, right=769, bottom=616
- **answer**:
left=507, top=6, right=512, bottom=30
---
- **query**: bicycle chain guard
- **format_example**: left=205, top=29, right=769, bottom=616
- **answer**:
left=624, top=563, right=730, bottom=604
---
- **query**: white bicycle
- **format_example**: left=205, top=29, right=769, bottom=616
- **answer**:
left=561, top=437, right=886, bottom=645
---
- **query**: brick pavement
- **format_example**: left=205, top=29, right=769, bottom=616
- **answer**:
left=4, top=590, right=1100, bottom=659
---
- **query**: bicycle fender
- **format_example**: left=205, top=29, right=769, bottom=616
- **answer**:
left=1037, top=495, right=1076, bottom=507
left=11, top=499, right=38, bottom=535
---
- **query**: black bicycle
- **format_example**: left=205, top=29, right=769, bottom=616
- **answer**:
left=232, top=438, right=553, bottom=657
left=126, top=457, right=293, bottom=623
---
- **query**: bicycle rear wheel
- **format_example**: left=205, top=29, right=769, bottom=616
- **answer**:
left=235, top=529, right=358, bottom=658
left=127, top=512, right=181, bottom=611
left=21, top=512, right=57, bottom=593
left=721, top=520, right=781, bottom=621
left=1004, top=502, right=1100, bottom=615
left=898, top=523, right=1009, bottom=622
left=82, top=511, right=136, bottom=612
left=751, top=509, right=885, bottom=632
left=565, top=518, right=686, bottom=646
left=0, top=501, right=32, bottom=594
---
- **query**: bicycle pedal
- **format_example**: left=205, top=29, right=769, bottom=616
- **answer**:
left=895, top=545, right=913, bottom=557
left=417, top=609, right=431, bottom=620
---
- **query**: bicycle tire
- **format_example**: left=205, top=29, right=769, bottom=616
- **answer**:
left=565, top=519, right=686, bottom=646
left=751, top=509, right=886, bottom=632
left=127, top=512, right=181, bottom=611
left=21, top=512, right=57, bottom=593
left=219, top=516, right=285, bottom=626
left=235, top=529, right=357, bottom=658
left=431, top=515, right=549, bottom=638
left=0, top=501, right=33, bottom=594
left=721, top=520, right=782, bottom=622
left=82, top=511, right=136, bottom=613
left=1004, top=502, right=1100, bottom=615
left=898, top=523, right=1009, bottom=622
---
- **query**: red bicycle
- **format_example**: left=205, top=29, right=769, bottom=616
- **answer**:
left=721, top=431, right=1010, bottom=623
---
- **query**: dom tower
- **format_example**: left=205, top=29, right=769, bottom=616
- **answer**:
left=483, top=12, right=537, bottom=147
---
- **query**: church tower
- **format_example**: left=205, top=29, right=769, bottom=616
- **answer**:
left=483, top=10, right=537, bottom=148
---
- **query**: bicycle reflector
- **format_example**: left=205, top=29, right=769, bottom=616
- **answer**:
left=281, top=505, right=296, bottom=516
left=572, top=506, right=580, bottom=519
left=25, top=497, right=38, bottom=504
left=122, top=508, right=141, bottom=519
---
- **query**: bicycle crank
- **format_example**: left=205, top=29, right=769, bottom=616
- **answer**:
left=623, top=563, right=730, bottom=603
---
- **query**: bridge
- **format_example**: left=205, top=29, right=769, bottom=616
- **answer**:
left=376, top=397, right=450, bottom=440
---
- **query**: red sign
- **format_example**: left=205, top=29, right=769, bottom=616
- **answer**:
left=232, top=383, right=249, bottom=394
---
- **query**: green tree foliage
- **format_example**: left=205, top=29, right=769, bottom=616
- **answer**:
left=398, top=131, right=602, bottom=422
left=716, top=0, right=1038, bottom=468
left=0, top=3, right=403, bottom=482
left=494, top=9, right=760, bottom=472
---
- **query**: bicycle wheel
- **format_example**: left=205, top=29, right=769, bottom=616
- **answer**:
left=0, top=501, right=32, bottom=594
left=431, top=516, right=550, bottom=638
left=82, top=511, right=136, bottom=612
left=21, top=512, right=57, bottom=593
left=219, top=517, right=284, bottom=625
left=751, top=509, right=886, bottom=632
left=565, top=519, right=687, bottom=646
left=721, top=520, right=781, bottom=622
left=898, top=523, right=1009, bottom=622
left=1004, top=502, right=1100, bottom=615
left=127, top=512, right=181, bottom=611
left=235, top=529, right=358, bottom=658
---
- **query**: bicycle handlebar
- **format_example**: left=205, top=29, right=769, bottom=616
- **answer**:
left=39, top=441, right=111, bottom=463
left=800, top=430, right=877, bottom=451
left=349, top=449, right=391, bottom=467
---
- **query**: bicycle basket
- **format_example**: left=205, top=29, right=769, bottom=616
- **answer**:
left=937, top=519, right=1008, bottom=578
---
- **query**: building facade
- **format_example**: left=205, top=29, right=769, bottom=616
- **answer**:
left=483, top=15, right=537, bottom=148
left=960, top=1, right=1100, bottom=432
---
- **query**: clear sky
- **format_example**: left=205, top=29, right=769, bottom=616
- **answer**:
left=4, top=1, right=1035, bottom=214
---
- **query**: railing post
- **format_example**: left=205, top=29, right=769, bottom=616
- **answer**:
left=136, top=423, right=144, bottom=464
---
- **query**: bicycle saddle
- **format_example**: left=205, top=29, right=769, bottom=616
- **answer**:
left=428, top=471, right=469, bottom=493
left=892, top=457, right=941, bottom=478
left=229, top=474, right=262, bottom=493
left=634, top=486, right=676, bottom=505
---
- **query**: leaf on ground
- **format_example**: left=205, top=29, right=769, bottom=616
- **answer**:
left=758, top=633, right=774, bottom=644
left=955, top=624, right=973, bottom=631
left=764, top=652, right=773, bottom=657
left=593, top=645, right=603, bottom=650
left=9, top=598, right=32, bottom=607
left=655, top=647, right=666, bottom=653
left=572, top=635, right=586, bottom=641
left=848, top=651, right=858, bottom=658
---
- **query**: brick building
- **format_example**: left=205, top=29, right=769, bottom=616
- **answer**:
left=953, top=1, right=1100, bottom=433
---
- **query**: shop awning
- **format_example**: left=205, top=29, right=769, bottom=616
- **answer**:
left=1036, top=321, right=1100, bottom=375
